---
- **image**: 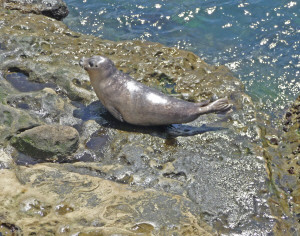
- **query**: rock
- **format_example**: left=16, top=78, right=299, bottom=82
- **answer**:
left=0, top=72, right=13, bottom=104
left=0, top=104, right=41, bottom=145
left=265, top=134, right=279, bottom=146
left=262, top=95, right=300, bottom=233
left=6, top=88, right=81, bottom=126
left=0, top=164, right=216, bottom=235
left=11, top=125, right=79, bottom=161
left=283, top=95, right=300, bottom=133
left=0, top=149, right=15, bottom=169
left=2, top=0, right=69, bottom=20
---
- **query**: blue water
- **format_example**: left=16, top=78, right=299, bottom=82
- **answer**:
left=64, top=0, right=299, bottom=120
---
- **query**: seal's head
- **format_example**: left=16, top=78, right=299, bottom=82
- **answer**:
left=79, top=56, right=117, bottom=79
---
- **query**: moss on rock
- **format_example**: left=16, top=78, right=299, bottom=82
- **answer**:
left=11, top=125, right=80, bottom=161
left=0, top=104, right=41, bottom=145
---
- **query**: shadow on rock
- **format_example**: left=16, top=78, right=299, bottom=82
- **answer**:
left=73, top=101, right=226, bottom=139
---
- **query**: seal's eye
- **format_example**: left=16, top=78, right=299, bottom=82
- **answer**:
left=89, top=61, right=95, bottom=67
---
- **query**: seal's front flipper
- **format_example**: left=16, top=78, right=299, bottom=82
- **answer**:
left=108, top=106, right=124, bottom=122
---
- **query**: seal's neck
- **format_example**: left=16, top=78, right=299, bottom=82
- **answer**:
left=88, top=68, right=118, bottom=88
left=88, top=67, right=117, bottom=80
left=87, top=70, right=102, bottom=82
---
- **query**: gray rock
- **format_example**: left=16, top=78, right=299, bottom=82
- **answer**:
left=6, top=88, right=81, bottom=126
left=0, top=104, right=41, bottom=145
left=0, top=72, right=12, bottom=104
left=2, top=0, right=69, bottom=20
left=0, top=149, right=15, bottom=169
left=11, top=124, right=79, bottom=161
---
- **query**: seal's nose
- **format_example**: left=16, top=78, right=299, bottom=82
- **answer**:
left=79, top=57, right=85, bottom=67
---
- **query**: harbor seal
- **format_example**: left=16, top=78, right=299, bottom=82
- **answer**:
left=79, top=56, right=232, bottom=126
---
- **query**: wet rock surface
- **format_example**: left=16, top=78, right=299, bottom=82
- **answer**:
left=262, top=96, right=300, bottom=234
left=1, top=0, right=69, bottom=20
left=0, top=5, right=298, bottom=235
left=283, top=96, right=300, bottom=133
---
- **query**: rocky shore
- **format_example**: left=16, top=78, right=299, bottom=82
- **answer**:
left=0, top=0, right=299, bottom=235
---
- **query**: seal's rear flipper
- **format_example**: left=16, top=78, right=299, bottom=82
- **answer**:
left=216, top=107, right=233, bottom=115
left=197, top=99, right=210, bottom=107
left=205, top=97, right=233, bottom=114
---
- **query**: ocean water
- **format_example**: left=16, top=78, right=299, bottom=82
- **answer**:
left=64, top=0, right=299, bottom=120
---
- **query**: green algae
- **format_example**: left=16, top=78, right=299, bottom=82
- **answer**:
left=0, top=89, right=7, bottom=104
left=11, top=125, right=80, bottom=161
left=3, top=111, right=13, bottom=127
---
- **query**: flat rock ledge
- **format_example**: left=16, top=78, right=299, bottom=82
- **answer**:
left=1, top=0, right=68, bottom=20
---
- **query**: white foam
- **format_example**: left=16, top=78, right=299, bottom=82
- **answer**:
left=146, top=92, right=168, bottom=104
